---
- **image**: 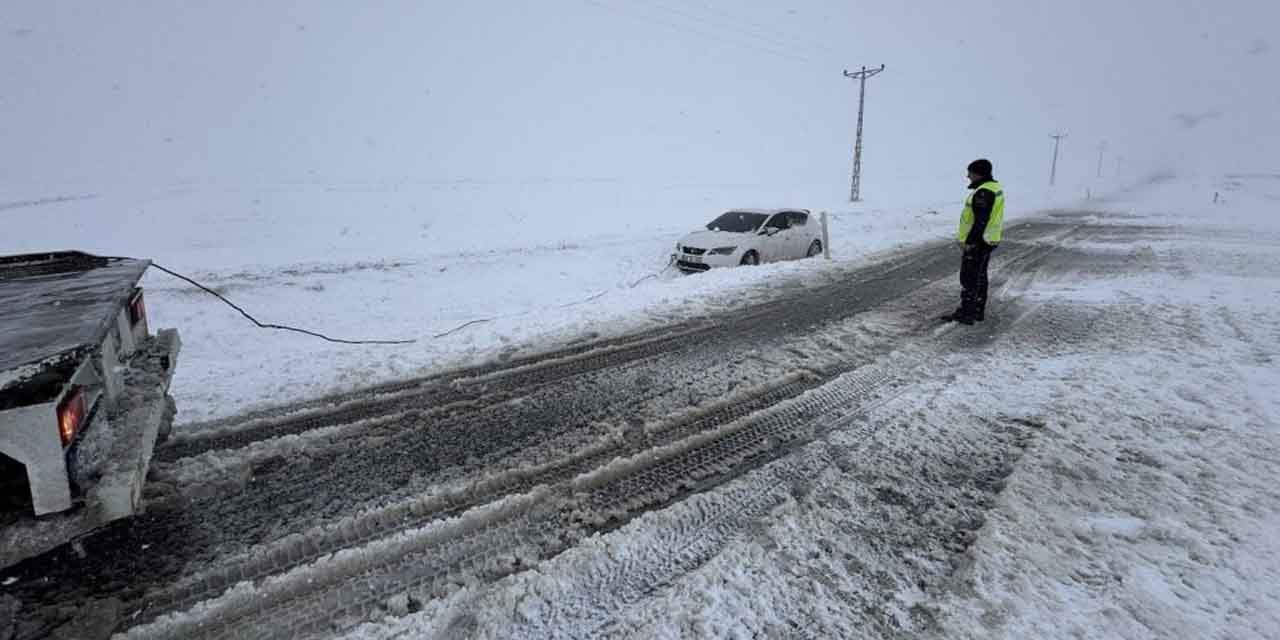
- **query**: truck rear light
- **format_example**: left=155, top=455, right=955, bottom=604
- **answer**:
left=57, top=388, right=87, bottom=447
left=129, top=289, right=147, bottom=327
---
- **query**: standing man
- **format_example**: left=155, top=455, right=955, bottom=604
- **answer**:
left=941, top=159, right=1005, bottom=325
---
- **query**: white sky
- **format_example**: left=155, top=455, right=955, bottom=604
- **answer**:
left=2, top=1, right=1277, bottom=197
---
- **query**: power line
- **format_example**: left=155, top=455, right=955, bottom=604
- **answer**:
left=638, top=0, right=836, bottom=61
left=686, top=2, right=844, bottom=57
left=639, top=0, right=815, bottom=59
left=581, top=0, right=812, bottom=65
left=583, top=0, right=803, bottom=63
left=842, top=64, right=886, bottom=202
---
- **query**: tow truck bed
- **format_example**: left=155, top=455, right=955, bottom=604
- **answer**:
left=0, top=251, right=180, bottom=569
left=0, top=252, right=150, bottom=398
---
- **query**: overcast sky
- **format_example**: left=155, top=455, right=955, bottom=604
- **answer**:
left=3, top=1, right=1277, bottom=197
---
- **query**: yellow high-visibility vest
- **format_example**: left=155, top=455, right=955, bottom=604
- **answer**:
left=957, top=180, right=1005, bottom=244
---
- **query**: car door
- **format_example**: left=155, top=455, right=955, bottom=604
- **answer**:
left=770, top=211, right=806, bottom=259
left=759, top=213, right=790, bottom=262
left=787, top=211, right=814, bottom=258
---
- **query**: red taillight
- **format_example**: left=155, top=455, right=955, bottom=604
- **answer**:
left=129, top=289, right=147, bottom=327
left=56, top=388, right=87, bottom=447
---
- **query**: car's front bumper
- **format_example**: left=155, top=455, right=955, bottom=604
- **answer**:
left=674, top=251, right=740, bottom=273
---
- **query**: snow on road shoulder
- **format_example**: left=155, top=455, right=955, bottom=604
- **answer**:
left=1, top=177, right=1094, bottom=425
left=932, top=347, right=1280, bottom=639
left=927, top=177, right=1280, bottom=639
left=4, top=183, right=972, bottom=425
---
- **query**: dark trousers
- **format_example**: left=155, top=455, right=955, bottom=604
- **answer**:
left=959, top=243, right=995, bottom=319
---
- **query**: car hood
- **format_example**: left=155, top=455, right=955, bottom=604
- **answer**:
left=678, top=229, right=754, bottom=249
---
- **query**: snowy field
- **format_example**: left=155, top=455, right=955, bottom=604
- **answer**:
left=1, top=179, right=1063, bottom=425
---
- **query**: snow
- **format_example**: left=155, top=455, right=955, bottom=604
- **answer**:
left=0, top=183, right=990, bottom=426
left=4, top=2, right=1278, bottom=636
left=934, top=349, right=1280, bottom=639
left=9, top=172, right=1278, bottom=639
left=0, top=362, right=42, bottom=393
left=331, top=173, right=1280, bottom=639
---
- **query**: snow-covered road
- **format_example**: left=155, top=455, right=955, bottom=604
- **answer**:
left=326, top=207, right=1280, bottom=640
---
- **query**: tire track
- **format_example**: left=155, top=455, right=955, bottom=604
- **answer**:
left=159, top=327, right=713, bottom=461
left=124, top=235, right=1078, bottom=639
left=6, top=221, right=1090, bottom=639
left=128, top=226, right=1087, bottom=629
left=159, top=220, right=1074, bottom=461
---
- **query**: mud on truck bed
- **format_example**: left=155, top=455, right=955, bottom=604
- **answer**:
left=0, top=251, right=180, bottom=569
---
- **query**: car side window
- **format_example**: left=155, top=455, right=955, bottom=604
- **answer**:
left=789, top=212, right=808, bottom=227
left=764, top=214, right=788, bottom=230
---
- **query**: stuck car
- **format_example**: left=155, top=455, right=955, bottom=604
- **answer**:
left=675, top=209, right=823, bottom=273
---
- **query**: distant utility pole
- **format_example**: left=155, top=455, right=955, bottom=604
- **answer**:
left=1049, top=132, right=1067, bottom=186
left=842, top=64, right=885, bottom=202
left=1096, top=140, right=1108, bottom=179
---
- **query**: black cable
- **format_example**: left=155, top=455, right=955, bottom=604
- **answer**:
left=560, top=290, right=610, bottom=308
left=432, top=318, right=494, bottom=339
left=143, top=254, right=674, bottom=344
left=628, top=254, right=677, bottom=288
left=148, top=263, right=417, bottom=345
left=432, top=256, right=675, bottom=337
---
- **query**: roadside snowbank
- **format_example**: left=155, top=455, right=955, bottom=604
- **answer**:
left=2, top=180, right=1073, bottom=424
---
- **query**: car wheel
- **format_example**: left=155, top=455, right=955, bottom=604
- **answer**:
left=806, top=240, right=823, bottom=258
left=740, top=250, right=759, bottom=266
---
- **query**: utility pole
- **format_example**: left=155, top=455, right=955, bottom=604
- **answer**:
left=842, top=64, right=885, bottom=202
left=1049, top=132, right=1067, bottom=186
left=1096, top=140, right=1108, bottom=179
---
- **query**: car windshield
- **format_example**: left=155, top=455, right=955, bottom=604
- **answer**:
left=705, top=211, right=768, bottom=233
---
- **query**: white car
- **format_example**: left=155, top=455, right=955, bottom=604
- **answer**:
left=675, top=209, right=824, bottom=273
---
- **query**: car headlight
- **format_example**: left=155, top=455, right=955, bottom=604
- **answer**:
left=708, top=246, right=737, bottom=255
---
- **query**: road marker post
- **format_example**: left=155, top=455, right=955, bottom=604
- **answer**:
left=820, top=211, right=832, bottom=260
